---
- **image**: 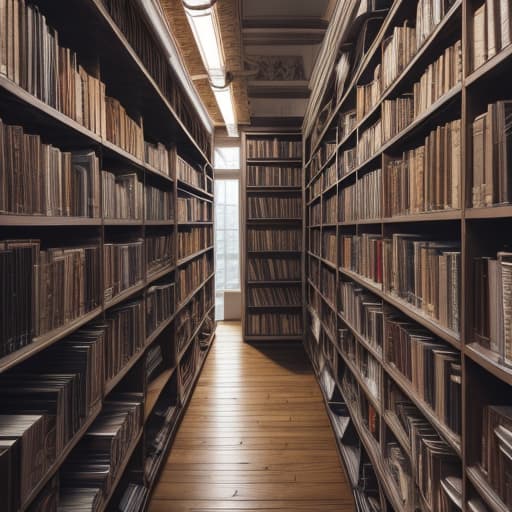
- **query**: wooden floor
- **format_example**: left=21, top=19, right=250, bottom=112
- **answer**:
left=149, top=321, right=354, bottom=512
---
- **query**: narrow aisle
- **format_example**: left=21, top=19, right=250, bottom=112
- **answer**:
left=149, top=322, right=354, bottom=512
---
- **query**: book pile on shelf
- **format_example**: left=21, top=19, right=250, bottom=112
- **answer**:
left=339, top=281, right=383, bottom=356
left=248, top=196, right=301, bottom=219
left=381, top=22, right=417, bottom=90
left=177, top=195, right=212, bottom=223
left=247, top=312, right=302, bottom=336
left=60, top=393, right=143, bottom=507
left=338, top=148, right=357, bottom=178
left=247, top=227, right=302, bottom=252
left=177, top=156, right=204, bottom=190
left=341, top=234, right=384, bottom=285
left=145, top=142, right=171, bottom=177
left=178, top=226, right=213, bottom=260
left=104, top=240, right=144, bottom=302
left=339, top=110, right=357, bottom=140
left=472, top=1, right=512, bottom=71
left=0, top=121, right=101, bottom=217
left=247, top=256, right=301, bottom=282
left=473, top=250, right=512, bottom=366
left=146, top=281, right=175, bottom=336
left=248, top=286, right=301, bottom=307
left=382, top=94, right=414, bottom=142
left=102, top=171, right=143, bottom=220
left=383, top=234, right=460, bottom=332
left=357, top=120, right=382, bottom=164
left=416, top=0, right=458, bottom=47
left=105, top=97, right=144, bottom=160
left=323, top=162, right=337, bottom=191
left=0, top=240, right=102, bottom=357
left=356, top=65, right=381, bottom=121
left=480, top=405, right=512, bottom=509
left=472, top=101, right=512, bottom=208
left=247, top=165, right=301, bottom=187
left=247, top=138, right=302, bottom=160
left=320, top=266, right=337, bottom=306
left=100, top=0, right=211, bottom=156
left=384, top=119, right=461, bottom=216
left=322, top=229, right=337, bottom=264
left=385, top=311, right=462, bottom=435
left=343, top=168, right=382, bottom=222
left=310, top=201, right=321, bottom=225
left=146, top=233, right=174, bottom=276
left=412, top=40, right=462, bottom=117
left=104, top=300, right=145, bottom=383
left=177, top=253, right=213, bottom=304
left=145, top=184, right=173, bottom=221
left=323, top=193, right=337, bottom=224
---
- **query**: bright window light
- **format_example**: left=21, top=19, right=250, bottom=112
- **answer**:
left=213, top=87, right=237, bottom=136
left=214, top=147, right=240, bottom=169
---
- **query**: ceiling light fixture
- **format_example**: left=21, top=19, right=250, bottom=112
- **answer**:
left=183, top=0, right=238, bottom=137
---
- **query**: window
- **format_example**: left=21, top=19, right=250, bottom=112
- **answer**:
left=214, top=146, right=240, bottom=170
left=215, top=179, right=240, bottom=291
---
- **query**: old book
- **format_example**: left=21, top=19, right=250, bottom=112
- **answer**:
left=500, top=0, right=512, bottom=48
left=473, top=113, right=486, bottom=208
left=473, top=4, right=488, bottom=70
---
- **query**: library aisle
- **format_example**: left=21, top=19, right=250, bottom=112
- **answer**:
left=148, top=322, right=354, bottom=511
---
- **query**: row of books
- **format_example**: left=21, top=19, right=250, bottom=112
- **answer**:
left=357, top=120, right=382, bottom=165
left=339, top=168, right=382, bottom=222
left=247, top=256, right=301, bottom=282
left=472, top=100, right=512, bottom=208
left=0, top=121, right=101, bottom=217
left=309, top=201, right=321, bottom=225
left=473, top=1, right=512, bottom=71
left=473, top=251, right=512, bottom=367
left=322, top=230, right=337, bottom=265
left=102, top=171, right=143, bottom=220
left=177, top=195, right=212, bottom=223
left=100, top=0, right=210, bottom=155
left=60, top=393, right=143, bottom=508
left=178, top=226, right=213, bottom=261
left=385, top=312, right=462, bottom=435
left=248, top=286, right=302, bottom=307
left=177, top=156, right=204, bottom=191
left=309, top=227, right=321, bottom=256
left=147, top=233, right=174, bottom=276
left=247, top=227, right=302, bottom=252
left=416, top=0, right=457, bottom=48
left=177, top=253, right=213, bottom=304
left=356, top=65, right=381, bottom=121
left=246, top=312, right=302, bottom=336
left=146, top=281, right=176, bottom=337
left=339, top=233, right=461, bottom=332
left=339, top=110, right=357, bottom=141
left=246, top=138, right=302, bottom=160
left=384, top=119, right=461, bottom=217
left=309, top=142, right=337, bottom=178
left=145, top=142, right=171, bottom=177
left=145, top=184, right=173, bottom=221
left=247, top=165, right=302, bottom=187
left=104, top=240, right=145, bottom=302
left=323, top=193, right=337, bottom=224
left=339, top=280, right=384, bottom=356
left=339, top=148, right=357, bottom=178
left=247, top=196, right=302, bottom=219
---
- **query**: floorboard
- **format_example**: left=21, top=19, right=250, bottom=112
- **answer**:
left=148, top=321, right=354, bottom=512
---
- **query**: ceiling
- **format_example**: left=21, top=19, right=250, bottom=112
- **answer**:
left=159, top=0, right=334, bottom=131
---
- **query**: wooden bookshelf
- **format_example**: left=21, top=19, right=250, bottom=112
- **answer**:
left=241, top=129, right=304, bottom=342
left=0, top=0, right=216, bottom=509
left=303, top=1, right=512, bottom=511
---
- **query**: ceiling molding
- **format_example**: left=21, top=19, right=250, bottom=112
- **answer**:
left=242, top=28, right=325, bottom=46
left=242, top=18, right=328, bottom=30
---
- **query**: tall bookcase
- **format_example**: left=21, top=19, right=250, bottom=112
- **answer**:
left=0, top=0, right=215, bottom=510
left=241, top=129, right=304, bottom=342
left=304, top=1, right=512, bottom=511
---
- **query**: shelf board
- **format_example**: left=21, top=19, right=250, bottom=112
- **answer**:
left=145, top=219, right=175, bottom=226
left=175, top=273, right=215, bottom=315
left=467, top=466, right=510, bottom=512
left=178, top=220, right=214, bottom=226
left=338, top=267, right=461, bottom=349
left=105, top=343, right=148, bottom=395
left=465, top=44, right=512, bottom=87
left=105, top=281, right=146, bottom=310
left=0, top=215, right=102, bottom=226
left=21, top=401, right=103, bottom=511
left=146, top=265, right=175, bottom=285
left=177, top=246, right=214, bottom=267
left=465, top=205, right=512, bottom=219
left=104, top=218, right=144, bottom=226
left=338, top=312, right=383, bottom=361
left=177, top=179, right=214, bottom=199
left=465, top=343, right=512, bottom=387
left=144, top=366, right=177, bottom=421
left=0, top=306, right=103, bottom=375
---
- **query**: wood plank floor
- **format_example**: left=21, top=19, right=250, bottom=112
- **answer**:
left=149, top=321, right=354, bottom=512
